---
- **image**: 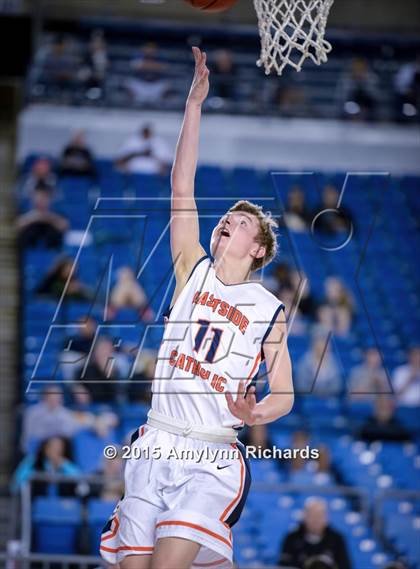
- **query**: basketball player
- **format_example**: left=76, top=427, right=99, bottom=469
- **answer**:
left=100, top=47, right=293, bottom=569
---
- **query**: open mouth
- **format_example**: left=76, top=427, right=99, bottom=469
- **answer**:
left=220, top=229, right=230, bottom=238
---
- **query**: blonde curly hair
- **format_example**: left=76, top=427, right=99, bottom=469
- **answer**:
left=228, top=200, right=278, bottom=271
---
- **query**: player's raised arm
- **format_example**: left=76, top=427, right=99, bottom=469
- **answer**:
left=170, top=47, right=208, bottom=290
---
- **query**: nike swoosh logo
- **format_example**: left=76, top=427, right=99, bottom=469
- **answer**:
left=216, top=465, right=232, bottom=470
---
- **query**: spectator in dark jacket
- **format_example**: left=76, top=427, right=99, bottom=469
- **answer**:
left=279, top=497, right=351, bottom=569
left=77, top=336, right=123, bottom=403
left=17, top=188, right=69, bottom=249
left=59, top=130, right=96, bottom=177
left=312, top=185, right=353, bottom=236
left=358, top=395, right=411, bottom=442
left=36, top=255, right=92, bottom=300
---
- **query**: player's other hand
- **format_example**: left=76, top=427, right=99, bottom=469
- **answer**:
left=187, top=46, right=210, bottom=107
left=225, top=380, right=260, bottom=427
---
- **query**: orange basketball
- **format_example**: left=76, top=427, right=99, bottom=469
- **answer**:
left=184, top=0, right=238, bottom=13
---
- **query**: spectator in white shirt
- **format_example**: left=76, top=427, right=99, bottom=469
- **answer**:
left=115, top=124, right=170, bottom=175
left=21, top=385, right=81, bottom=451
left=392, top=346, right=420, bottom=407
left=124, top=42, right=169, bottom=105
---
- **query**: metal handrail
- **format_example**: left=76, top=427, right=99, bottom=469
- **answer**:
left=373, top=487, right=420, bottom=536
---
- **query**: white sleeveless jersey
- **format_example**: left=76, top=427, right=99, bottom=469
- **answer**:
left=151, top=256, right=284, bottom=429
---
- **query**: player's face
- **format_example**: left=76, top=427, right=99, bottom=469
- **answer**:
left=210, top=211, right=263, bottom=264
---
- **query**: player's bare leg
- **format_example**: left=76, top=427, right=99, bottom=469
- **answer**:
left=150, top=537, right=201, bottom=569
left=120, top=555, right=151, bottom=569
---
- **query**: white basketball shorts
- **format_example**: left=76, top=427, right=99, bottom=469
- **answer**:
left=99, top=423, right=251, bottom=568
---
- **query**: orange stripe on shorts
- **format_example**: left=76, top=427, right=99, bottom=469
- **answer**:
left=100, top=544, right=154, bottom=553
left=156, top=520, right=232, bottom=549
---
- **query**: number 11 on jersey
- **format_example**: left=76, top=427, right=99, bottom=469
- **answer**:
left=193, top=319, right=223, bottom=364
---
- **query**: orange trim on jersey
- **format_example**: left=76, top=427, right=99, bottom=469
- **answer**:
left=101, top=516, right=120, bottom=542
left=140, top=425, right=145, bottom=437
left=234, top=351, right=261, bottom=428
left=219, top=443, right=245, bottom=524
left=100, top=544, right=154, bottom=553
left=155, top=520, right=232, bottom=549
left=192, top=558, right=228, bottom=567
left=246, top=352, right=261, bottom=383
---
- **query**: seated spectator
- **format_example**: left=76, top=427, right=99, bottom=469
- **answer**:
left=320, top=276, right=354, bottom=336
left=77, top=336, right=124, bottom=403
left=124, top=42, right=169, bottom=105
left=16, top=188, right=69, bottom=249
left=36, top=34, right=82, bottom=90
left=312, top=445, right=335, bottom=486
left=266, top=262, right=293, bottom=296
left=21, top=384, right=82, bottom=452
left=268, top=264, right=317, bottom=327
left=129, top=349, right=157, bottom=402
left=59, top=130, right=96, bottom=177
left=85, top=29, right=108, bottom=92
left=339, top=57, right=379, bottom=121
left=290, top=269, right=318, bottom=321
left=296, top=336, right=342, bottom=395
left=70, top=384, right=118, bottom=439
left=115, top=124, right=170, bottom=175
left=36, top=255, right=92, bottom=300
left=61, top=317, right=97, bottom=380
left=64, top=316, right=97, bottom=355
left=283, top=186, right=312, bottom=232
left=109, top=267, right=153, bottom=321
left=311, top=304, right=330, bottom=338
left=359, top=395, right=411, bottom=442
left=279, top=497, right=351, bottom=569
left=394, top=54, right=420, bottom=121
left=312, top=185, right=353, bottom=236
left=21, top=156, right=57, bottom=197
left=392, top=346, right=420, bottom=407
left=12, top=435, right=80, bottom=496
left=286, top=430, right=311, bottom=476
left=348, top=347, right=389, bottom=400
left=211, top=49, right=236, bottom=100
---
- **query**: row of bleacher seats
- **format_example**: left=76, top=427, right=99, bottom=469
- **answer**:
left=26, top=23, right=420, bottom=122
left=19, top=160, right=419, bottom=388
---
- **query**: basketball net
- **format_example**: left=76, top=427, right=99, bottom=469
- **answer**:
left=253, top=0, right=335, bottom=75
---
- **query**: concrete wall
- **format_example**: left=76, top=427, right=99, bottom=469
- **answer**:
left=17, top=104, right=420, bottom=175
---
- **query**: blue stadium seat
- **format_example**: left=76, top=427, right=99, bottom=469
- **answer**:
left=73, top=429, right=116, bottom=473
left=33, top=497, right=82, bottom=554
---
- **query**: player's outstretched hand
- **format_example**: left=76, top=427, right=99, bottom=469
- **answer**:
left=187, top=46, right=210, bottom=106
left=225, top=380, right=259, bottom=427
